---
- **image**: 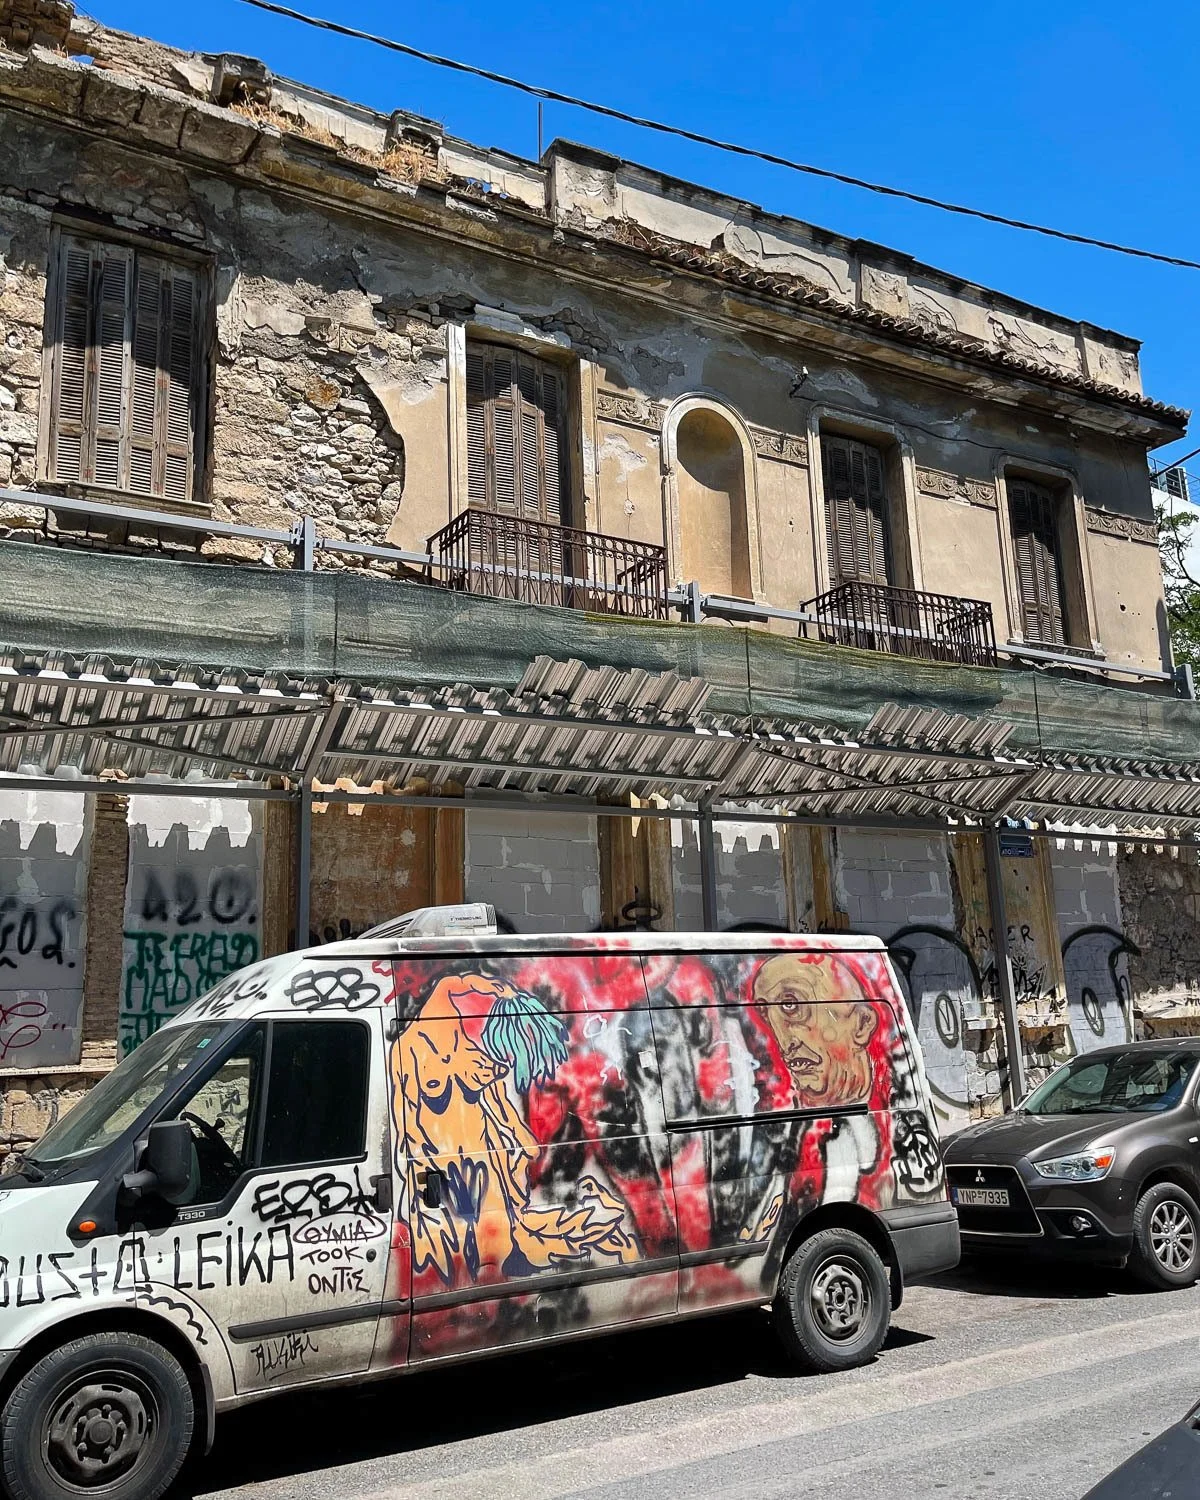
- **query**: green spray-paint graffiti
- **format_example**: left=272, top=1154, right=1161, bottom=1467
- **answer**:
left=120, top=929, right=259, bottom=1054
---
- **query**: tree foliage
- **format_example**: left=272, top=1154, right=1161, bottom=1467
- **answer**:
left=1157, top=503, right=1200, bottom=668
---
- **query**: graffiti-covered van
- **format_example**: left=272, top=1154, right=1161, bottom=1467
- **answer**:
left=0, top=906, right=958, bottom=1500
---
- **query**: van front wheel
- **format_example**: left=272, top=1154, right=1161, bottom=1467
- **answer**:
left=774, top=1227, right=891, bottom=1373
left=1, top=1332, right=194, bottom=1500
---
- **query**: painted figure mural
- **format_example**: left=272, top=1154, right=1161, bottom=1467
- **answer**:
left=389, top=970, right=639, bottom=1287
left=385, top=946, right=931, bottom=1355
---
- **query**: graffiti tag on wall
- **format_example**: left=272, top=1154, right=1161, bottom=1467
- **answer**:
left=120, top=813, right=261, bottom=1055
left=0, top=794, right=88, bottom=1068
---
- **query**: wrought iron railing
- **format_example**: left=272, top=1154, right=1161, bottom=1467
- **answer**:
left=800, top=579, right=998, bottom=668
left=428, top=508, right=669, bottom=619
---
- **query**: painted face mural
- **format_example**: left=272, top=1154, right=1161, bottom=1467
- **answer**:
left=752, top=953, right=879, bottom=1108
left=384, top=946, right=932, bottom=1356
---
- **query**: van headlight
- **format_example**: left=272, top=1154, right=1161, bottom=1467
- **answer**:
left=1032, top=1146, right=1116, bottom=1181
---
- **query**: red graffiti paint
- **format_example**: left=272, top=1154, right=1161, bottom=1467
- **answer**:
left=383, top=944, right=923, bottom=1358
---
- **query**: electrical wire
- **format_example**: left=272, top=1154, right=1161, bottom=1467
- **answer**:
left=234, top=0, right=1200, bottom=272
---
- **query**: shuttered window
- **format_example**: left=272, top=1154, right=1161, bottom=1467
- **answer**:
left=821, top=434, right=889, bottom=586
left=45, top=230, right=205, bottom=505
left=465, top=342, right=569, bottom=524
left=1008, top=479, right=1067, bottom=645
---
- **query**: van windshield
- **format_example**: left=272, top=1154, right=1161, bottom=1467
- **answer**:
left=28, top=1023, right=227, bottom=1166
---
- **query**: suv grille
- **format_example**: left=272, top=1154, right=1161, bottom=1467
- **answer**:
left=946, top=1164, right=1041, bottom=1236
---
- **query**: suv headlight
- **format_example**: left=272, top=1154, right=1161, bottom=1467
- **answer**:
left=1032, top=1146, right=1116, bottom=1181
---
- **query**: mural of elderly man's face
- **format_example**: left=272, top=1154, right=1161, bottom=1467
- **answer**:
left=753, top=955, right=878, bottom=1108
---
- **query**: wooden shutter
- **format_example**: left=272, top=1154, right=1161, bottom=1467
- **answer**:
left=821, top=434, right=888, bottom=585
left=1008, top=480, right=1066, bottom=645
left=128, top=258, right=163, bottom=495
left=465, top=344, right=489, bottom=508
left=162, top=268, right=198, bottom=503
left=463, top=341, right=568, bottom=525
left=90, top=248, right=132, bottom=490
left=47, top=231, right=202, bottom=504
left=490, top=348, right=518, bottom=515
left=48, top=240, right=94, bottom=485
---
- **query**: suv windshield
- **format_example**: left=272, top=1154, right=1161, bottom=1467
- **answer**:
left=29, top=1023, right=227, bottom=1166
left=1023, top=1049, right=1198, bottom=1116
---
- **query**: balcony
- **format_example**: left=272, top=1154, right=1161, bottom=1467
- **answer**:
left=428, top=508, right=669, bottom=620
left=800, top=579, right=998, bottom=668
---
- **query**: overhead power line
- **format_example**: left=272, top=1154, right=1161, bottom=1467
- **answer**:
left=234, top=0, right=1200, bottom=272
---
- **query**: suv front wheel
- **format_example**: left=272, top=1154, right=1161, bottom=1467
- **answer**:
left=0, top=1331, right=194, bottom=1500
left=1130, top=1181, right=1200, bottom=1291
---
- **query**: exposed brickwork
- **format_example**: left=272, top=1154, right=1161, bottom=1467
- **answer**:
left=0, top=0, right=74, bottom=53
left=81, top=791, right=128, bottom=1049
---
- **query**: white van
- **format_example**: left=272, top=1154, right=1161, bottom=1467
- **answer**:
left=0, top=907, right=958, bottom=1500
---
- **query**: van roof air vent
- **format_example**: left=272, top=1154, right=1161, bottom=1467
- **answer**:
left=359, top=903, right=498, bottom=940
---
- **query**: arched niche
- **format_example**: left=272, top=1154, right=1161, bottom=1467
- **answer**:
left=661, top=395, right=761, bottom=601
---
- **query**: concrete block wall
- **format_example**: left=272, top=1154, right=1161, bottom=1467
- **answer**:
left=833, top=829, right=992, bottom=1130
left=465, top=806, right=601, bottom=933
left=1050, top=839, right=1133, bottom=1053
left=0, top=788, right=89, bottom=1070
left=672, top=818, right=789, bottom=931
left=119, top=796, right=262, bottom=1056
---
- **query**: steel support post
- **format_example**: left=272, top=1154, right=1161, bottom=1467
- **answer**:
left=983, top=825, right=1027, bottom=1107
left=294, top=786, right=313, bottom=950
left=698, top=800, right=719, bottom=931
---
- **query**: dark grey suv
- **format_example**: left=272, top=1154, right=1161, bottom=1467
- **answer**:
left=943, top=1040, right=1200, bottom=1289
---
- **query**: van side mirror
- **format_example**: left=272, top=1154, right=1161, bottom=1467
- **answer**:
left=123, top=1120, right=197, bottom=1206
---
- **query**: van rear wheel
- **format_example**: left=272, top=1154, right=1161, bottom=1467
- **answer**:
left=1, top=1332, right=194, bottom=1500
left=774, top=1227, right=891, bottom=1373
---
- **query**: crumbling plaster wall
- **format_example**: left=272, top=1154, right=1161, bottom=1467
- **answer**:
left=0, top=83, right=1169, bottom=660
left=1117, top=845, right=1200, bottom=1035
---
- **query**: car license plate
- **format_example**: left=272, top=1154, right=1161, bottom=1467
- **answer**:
left=954, top=1187, right=1009, bottom=1207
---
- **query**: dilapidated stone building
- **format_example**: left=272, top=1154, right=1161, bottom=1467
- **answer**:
left=0, top=0, right=1198, bottom=1150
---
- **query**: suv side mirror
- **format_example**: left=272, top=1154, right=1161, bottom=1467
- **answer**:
left=123, top=1119, right=197, bottom=1205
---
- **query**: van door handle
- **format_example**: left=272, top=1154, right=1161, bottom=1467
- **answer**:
left=417, top=1167, right=444, bottom=1209
left=370, top=1173, right=393, bottom=1214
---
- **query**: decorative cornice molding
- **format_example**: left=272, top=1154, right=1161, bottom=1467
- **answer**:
left=594, top=392, right=808, bottom=466
left=595, top=390, right=664, bottom=430
left=916, top=467, right=997, bottom=508
left=749, top=426, right=808, bottom=465
left=1085, top=507, right=1158, bottom=545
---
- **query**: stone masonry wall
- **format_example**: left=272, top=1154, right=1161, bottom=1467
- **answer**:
left=0, top=110, right=456, bottom=564
left=1118, top=845, right=1200, bottom=1034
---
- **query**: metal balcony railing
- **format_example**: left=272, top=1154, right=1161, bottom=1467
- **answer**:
left=800, top=579, right=998, bottom=668
left=428, top=508, right=669, bottom=620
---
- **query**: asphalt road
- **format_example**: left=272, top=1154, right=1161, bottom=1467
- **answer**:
left=185, top=1259, right=1200, bottom=1500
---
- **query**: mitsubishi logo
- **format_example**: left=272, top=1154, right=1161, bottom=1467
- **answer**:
left=975, top=1170, right=986, bottom=1184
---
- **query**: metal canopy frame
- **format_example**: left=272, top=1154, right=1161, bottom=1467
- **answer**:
left=0, top=649, right=1197, bottom=949
left=1, top=650, right=1198, bottom=829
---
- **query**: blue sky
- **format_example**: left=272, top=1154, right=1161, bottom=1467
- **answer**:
left=91, top=0, right=1197, bottom=462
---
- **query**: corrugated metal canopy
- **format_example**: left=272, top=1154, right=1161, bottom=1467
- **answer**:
left=1, top=649, right=1198, bottom=840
